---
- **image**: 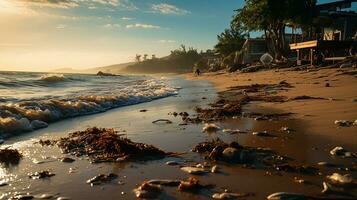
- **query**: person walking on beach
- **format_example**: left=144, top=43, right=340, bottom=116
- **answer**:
left=195, top=68, right=200, bottom=76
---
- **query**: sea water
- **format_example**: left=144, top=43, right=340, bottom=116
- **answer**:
left=0, top=71, right=177, bottom=136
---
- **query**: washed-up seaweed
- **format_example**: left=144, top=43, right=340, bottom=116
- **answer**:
left=0, top=148, right=22, bottom=165
left=184, top=83, right=291, bottom=122
left=192, top=139, right=293, bottom=171
left=47, top=127, right=170, bottom=163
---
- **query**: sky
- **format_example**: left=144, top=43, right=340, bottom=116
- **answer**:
left=0, top=0, right=245, bottom=71
left=0, top=0, right=355, bottom=72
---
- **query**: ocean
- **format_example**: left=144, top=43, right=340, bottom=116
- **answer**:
left=0, top=71, right=177, bottom=136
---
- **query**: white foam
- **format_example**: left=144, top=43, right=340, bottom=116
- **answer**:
left=40, top=74, right=65, bottom=82
left=0, top=78, right=177, bottom=135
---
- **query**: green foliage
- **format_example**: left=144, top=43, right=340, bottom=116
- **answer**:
left=123, top=45, right=207, bottom=73
left=232, top=0, right=316, bottom=57
left=214, top=24, right=247, bottom=57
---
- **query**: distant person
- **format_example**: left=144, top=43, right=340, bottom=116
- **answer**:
left=194, top=68, right=200, bottom=76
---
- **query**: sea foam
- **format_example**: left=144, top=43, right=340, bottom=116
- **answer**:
left=0, top=78, right=177, bottom=136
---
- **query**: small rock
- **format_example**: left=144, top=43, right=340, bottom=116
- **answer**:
left=252, top=131, right=271, bottom=137
left=211, top=165, right=218, bottom=173
left=325, top=83, right=330, bottom=87
left=28, top=170, right=55, bottom=179
left=330, top=146, right=354, bottom=157
left=133, top=182, right=162, bottom=199
left=222, top=147, right=239, bottom=161
left=56, top=197, right=71, bottom=200
left=147, top=179, right=181, bottom=186
left=267, top=192, right=308, bottom=200
left=34, top=194, right=54, bottom=199
left=222, top=129, right=243, bottom=134
left=180, top=167, right=207, bottom=175
left=86, top=173, right=118, bottom=186
left=212, top=192, right=248, bottom=199
left=165, top=161, right=179, bottom=166
left=327, top=173, right=353, bottom=185
left=12, top=194, right=34, bottom=200
left=177, top=177, right=201, bottom=191
left=202, top=123, right=220, bottom=133
left=139, top=109, right=147, bottom=112
left=334, top=120, right=353, bottom=127
left=60, top=157, right=75, bottom=163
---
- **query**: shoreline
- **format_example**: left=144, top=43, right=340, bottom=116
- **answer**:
left=0, top=71, right=356, bottom=199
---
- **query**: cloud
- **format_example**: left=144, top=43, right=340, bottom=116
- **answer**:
left=158, top=40, right=176, bottom=43
left=151, top=3, right=189, bottom=15
left=126, top=23, right=161, bottom=29
left=92, top=0, right=137, bottom=10
left=121, top=17, right=133, bottom=20
left=19, top=0, right=79, bottom=9
left=56, top=24, right=67, bottom=29
left=103, top=23, right=120, bottom=28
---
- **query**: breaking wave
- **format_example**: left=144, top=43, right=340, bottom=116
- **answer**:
left=40, top=74, right=66, bottom=82
left=0, top=78, right=177, bottom=136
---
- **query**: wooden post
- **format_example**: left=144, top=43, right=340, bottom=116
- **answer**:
left=310, top=49, right=314, bottom=67
left=297, top=50, right=300, bottom=65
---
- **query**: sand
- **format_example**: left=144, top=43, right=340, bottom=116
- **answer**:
left=0, top=70, right=356, bottom=199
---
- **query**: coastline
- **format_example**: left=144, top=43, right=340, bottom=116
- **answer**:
left=0, top=72, right=356, bottom=199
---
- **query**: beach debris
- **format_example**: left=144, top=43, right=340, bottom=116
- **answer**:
left=86, top=173, right=118, bottom=186
left=0, top=180, right=8, bottom=187
left=252, top=131, right=274, bottom=137
left=54, top=127, right=168, bottom=163
left=267, top=192, right=308, bottom=200
left=280, top=126, right=294, bottom=133
left=222, top=129, right=245, bottom=134
left=146, top=179, right=181, bottom=186
left=212, top=192, right=249, bottom=199
left=289, top=95, right=326, bottom=100
left=192, top=139, right=287, bottom=168
left=330, top=146, right=355, bottom=157
left=180, top=166, right=208, bottom=175
left=177, top=177, right=202, bottom=191
left=274, top=164, right=318, bottom=175
left=0, top=148, right=22, bottom=165
left=165, top=161, right=179, bottom=166
left=202, top=123, right=221, bottom=133
left=133, top=181, right=162, bottom=199
left=139, top=109, right=147, bottom=112
left=59, top=157, right=75, bottom=163
left=334, top=120, right=353, bottom=127
left=326, top=173, right=354, bottom=185
left=56, top=197, right=71, bottom=200
left=11, top=194, right=34, bottom=200
left=28, top=170, right=55, bottom=179
left=34, top=194, right=55, bottom=199
left=211, top=165, right=218, bottom=173
left=152, top=119, right=172, bottom=124
left=322, top=181, right=345, bottom=194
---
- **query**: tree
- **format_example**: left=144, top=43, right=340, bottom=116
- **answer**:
left=214, top=23, right=247, bottom=57
left=232, top=0, right=316, bottom=59
left=135, top=54, right=141, bottom=62
left=143, top=54, right=148, bottom=61
left=151, top=54, right=156, bottom=60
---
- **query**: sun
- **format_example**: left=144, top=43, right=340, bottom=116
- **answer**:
left=0, top=0, right=17, bottom=13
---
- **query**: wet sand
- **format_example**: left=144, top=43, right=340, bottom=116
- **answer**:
left=1, top=69, right=357, bottom=199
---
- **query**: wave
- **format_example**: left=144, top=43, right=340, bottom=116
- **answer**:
left=0, top=79, right=177, bottom=137
left=40, top=74, right=66, bottom=82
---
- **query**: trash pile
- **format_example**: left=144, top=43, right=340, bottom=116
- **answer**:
left=50, top=127, right=169, bottom=163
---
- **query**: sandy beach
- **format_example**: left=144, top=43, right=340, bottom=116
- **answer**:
left=0, top=68, right=356, bottom=199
